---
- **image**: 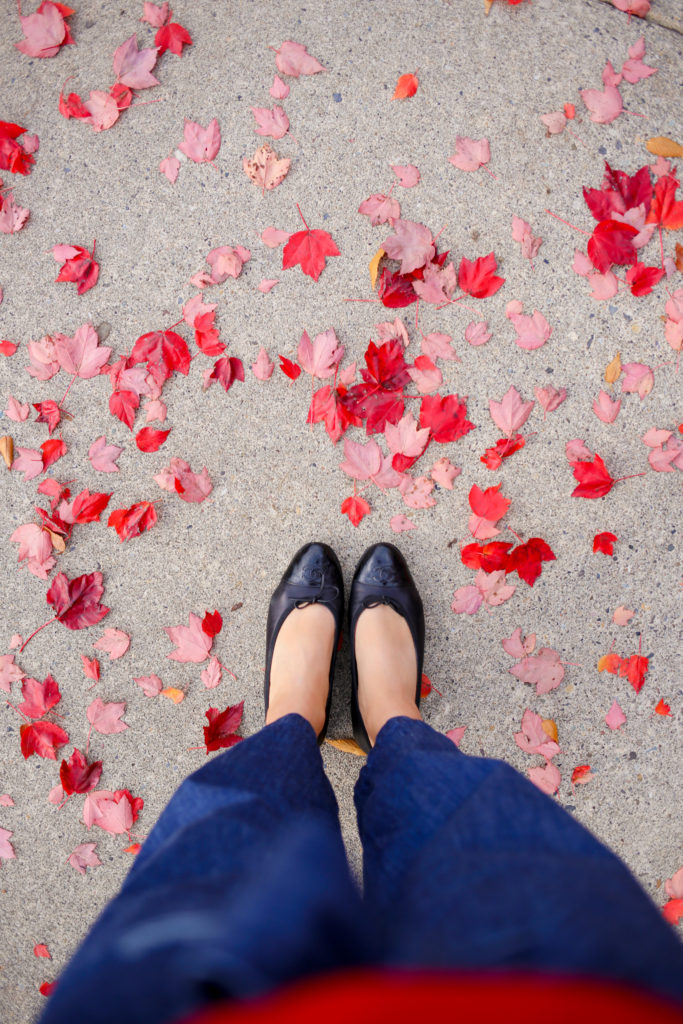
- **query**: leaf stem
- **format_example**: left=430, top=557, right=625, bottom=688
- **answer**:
left=545, top=209, right=590, bottom=235
left=295, top=203, right=309, bottom=230
left=19, top=615, right=59, bottom=653
left=58, top=372, right=78, bottom=409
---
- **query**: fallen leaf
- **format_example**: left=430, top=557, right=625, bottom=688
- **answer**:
left=646, top=137, right=683, bottom=158
left=86, top=698, right=128, bottom=734
left=283, top=206, right=340, bottom=281
left=243, top=143, right=291, bottom=192
left=203, top=702, right=244, bottom=752
left=165, top=612, right=213, bottom=662
left=325, top=737, right=366, bottom=756
left=67, top=842, right=101, bottom=875
left=392, top=72, right=418, bottom=100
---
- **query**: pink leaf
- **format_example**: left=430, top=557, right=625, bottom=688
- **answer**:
left=92, top=628, right=130, bottom=660
left=421, top=332, right=459, bottom=362
left=391, top=164, right=420, bottom=187
left=12, top=447, right=44, bottom=481
left=261, top=227, right=289, bottom=248
left=269, top=74, right=290, bottom=99
left=406, top=355, right=442, bottom=394
left=297, top=328, right=344, bottom=380
left=509, top=648, right=565, bottom=695
left=464, top=321, right=492, bottom=347
left=514, top=709, right=561, bottom=758
left=274, top=41, right=325, bottom=77
left=165, top=612, right=213, bottom=662
left=507, top=307, right=552, bottom=350
left=134, top=674, right=163, bottom=697
left=430, top=457, right=461, bottom=489
left=251, top=347, right=275, bottom=380
left=86, top=698, right=128, bottom=734
left=385, top=412, right=430, bottom=462
left=154, top=457, right=213, bottom=503
left=528, top=761, right=561, bottom=796
left=475, top=569, right=516, bottom=607
left=358, top=193, right=401, bottom=226
left=0, top=795, right=14, bottom=807
left=258, top=278, right=279, bottom=293
left=605, top=700, right=627, bottom=731
left=534, top=385, right=567, bottom=416
left=159, top=155, right=180, bottom=183
left=54, top=323, right=111, bottom=378
left=382, top=219, right=435, bottom=275
left=141, top=2, right=170, bottom=28
left=449, top=137, right=491, bottom=172
left=113, top=34, right=159, bottom=89
left=178, top=119, right=221, bottom=162
left=0, top=192, right=30, bottom=234
left=10, top=523, right=55, bottom=579
left=451, top=584, right=483, bottom=615
left=0, top=654, right=25, bottom=693
left=84, top=91, right=120, bottom=132
left=399, top=474, right=436, bottom=509
left=251, top=106, right=289, bottom=139
left=81, top=655, right=100, bottom=682
left=621, top=362, right=654, bottom=399
left=489, top=385, right=534, bottom=435
left=588, top=271, right=619, bottom=301
left=592, top=390, right=621, bottom=423
left=201, top=655, right=222, bottom=689
left=390, top=514, right=417, bottom=533
left=665, top=868, right=683, bottom=901
left=501, top=627, right=536, bottom=658
left=613, top=605, right=635, bottom=626
left=540, top=111, right=566, bottom=135
left=580, top=84, right=623, bottom=124
left=68, top=842, right=101, bottom=874
left=445, top=726, right=467, bottom=747
left=511, top=216, right=542, bottom=262
left=88, top=435, right=123, bottom=473
left=15, top=1, right=68, bottom=58
left=5, top=396, right=30, bottom=421
left=0, top=828, right=16, bottom=863
left=144, top=399, right=167, bottom=423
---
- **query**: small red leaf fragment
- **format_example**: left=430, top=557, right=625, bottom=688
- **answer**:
left=34, top=944, right=51, bottom=959
left=202, top=610, right=222, bottom=638
left=341, top=494, right=371, bottom=527
left=654, top=698, right=671, bottom=716
left=392, top=72, right=419, bottom=100
left=135, top=427, right=170, bottom=452
left=593, top=531, right=617, bottom=555
left=203, top=701, right=244, bottom=752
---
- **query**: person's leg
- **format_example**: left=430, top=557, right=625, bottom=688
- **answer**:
left=355, top=715, right=683, bottom=1003
left=40, top=587, right=371, bottom=1024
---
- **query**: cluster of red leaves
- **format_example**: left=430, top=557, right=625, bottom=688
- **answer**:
left=0, top=120, right=39, bottom=234
left=598, top=650, right=649, bottom=693
left=59, top=9, right=192, bottom=133
left=16, top=674, right=69, bottom=761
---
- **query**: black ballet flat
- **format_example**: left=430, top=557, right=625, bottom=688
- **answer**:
left=349, top=543, right=425, bottom=754
left=264, top=542, right=344, bottom=745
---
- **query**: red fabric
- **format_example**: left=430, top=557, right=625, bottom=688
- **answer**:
left=181, top=969, right=683, bottom=1024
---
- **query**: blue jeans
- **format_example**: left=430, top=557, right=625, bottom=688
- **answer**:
left=39, top=715, right=683, bottom=1023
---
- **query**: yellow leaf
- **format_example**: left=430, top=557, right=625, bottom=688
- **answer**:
left=0, top=436, right=13, bottom=470
left=541, top=719, right=558, bottom=743
left=369, top=248, right=385, bottom=291
left=646, top=136, right=683, bottom=158
left=604, top=351, right=621, bottom=384
left=160, top=687, right=185, bottom=704
left=325, top=737, right=366, bottom=756
left=484, top=0, right=493, bottom=12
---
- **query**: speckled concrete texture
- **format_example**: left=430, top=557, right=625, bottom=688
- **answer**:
left=1, top=0, right=682, bottom=1020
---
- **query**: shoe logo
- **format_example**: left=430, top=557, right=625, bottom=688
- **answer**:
left=369, top=566, right=402, bottom=585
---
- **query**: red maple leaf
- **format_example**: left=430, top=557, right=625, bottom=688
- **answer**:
left=342, top=339, right=410, bottom=434
left=60, top=748, right=102, bottom=795
left=44, top=571, right=109, bottom=632
left=480, top=434, right=525, bottom=469
left=570, top=454, right=615, bottom=498
left=460, top=541, right=512, bottom=573
left=130, top=330, right=191, bottom=385
left=587, top=219, right=638, bottom=273
left=419, top=394, right=475, bottom=443
left=307, top=383, right=362, bottom=443
left=109, top=389, right=139, bottom=429
left=155, top=22, right=193, bottom=57
left=194, top=311, right=225, bottom=356
left=341, top=493, right=371, bottom=527
left=583, top=162, right=652, bottom=221
left=279, top=355, right=301, bottom=380
left=507, top=537, right=556, bottom=586
left=593, top=531, right=617, bottom=555
left=40, top=438, right=67, bottom=472
left=33, top=400, right=63, bottom=434
left=646, top=174, right=683, bottom=230
left=457, top=252, right=505, bottom=298
left=107, top=501, right=158, bottom=541
left=377, top=268, right=418, bottom=308
left=58, top=84, right=90, bottom=120
left=625, top=262, right=664, bottom=297
left=202, top=610, right=222, bottom=638
left=619, top=654, right=649, bottom=693
left=282, top=205, right=340, bottom=281
left=0, top=120, right=36, bottom=175
left=468, top=482, right=510, bottom=522
left=70, top=489, right=112, bottom=524
left=136, top=427, right=171, bottom=452
left=392, top=71, right=419, bottom=100
left=209, top=356, right=245, bottom=392
left=203, top=701, right=244, bottom=753
left=53, top=241, right=99, bottom=294
left=654, top=698, right=671, bottom=716
left=17, top=674, right=61, bottom=718
left=20, top=721, right=69, bottom=760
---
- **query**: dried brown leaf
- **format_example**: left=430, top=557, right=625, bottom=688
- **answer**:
left=0, top=436, right=14, bottom=470
left=325, top=737, right=367, bottom=756
left=604, top=351, right=621, bottom=384
left=646, top=136, right=683, bottom=158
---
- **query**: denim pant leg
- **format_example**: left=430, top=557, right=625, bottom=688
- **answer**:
left=40, top=714, right=370, bottom=1024
left=354, top=716, right=683, bottom=1004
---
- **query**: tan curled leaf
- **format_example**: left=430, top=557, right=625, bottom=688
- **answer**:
left=604, top=351, right=621, bottom=384
left=646, top=136, right=683, bottom=158
left=0, top=436, right=14, bottom=469
left=325, top=737, right=366, bottom=756
left=369, top=248, right=385, bottom=290
left=46, top=529, right=66, bottom=553
left=542, top=718, right=559, bottom=743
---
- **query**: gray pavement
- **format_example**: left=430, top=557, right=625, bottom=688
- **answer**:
left=1, top=0, right=682, bottom=1020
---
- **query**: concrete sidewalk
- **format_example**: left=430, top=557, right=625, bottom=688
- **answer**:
left=1, top=0, right=682, bottom=1019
